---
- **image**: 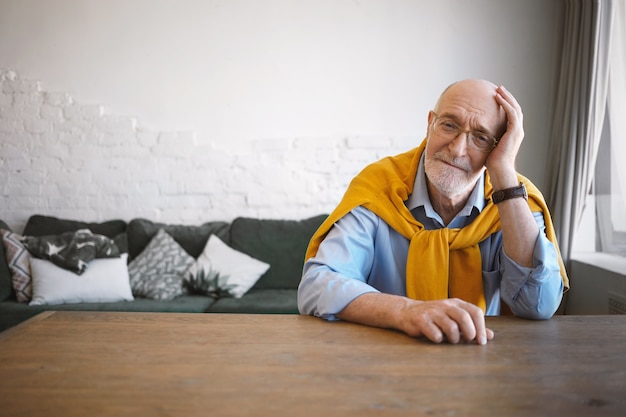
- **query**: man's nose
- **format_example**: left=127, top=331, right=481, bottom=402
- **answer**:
left=448, top=131, right=469, bottom=156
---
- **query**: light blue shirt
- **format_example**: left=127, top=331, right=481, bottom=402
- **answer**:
left=298, top=155, right=564, bottom=320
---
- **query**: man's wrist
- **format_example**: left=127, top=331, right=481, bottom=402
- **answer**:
left=492, top=182, right=528, bottom=204
left=486, top=165, right=518, bottom=191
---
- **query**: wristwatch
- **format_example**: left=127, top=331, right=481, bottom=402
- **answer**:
left=492, top=182, right=528, bottom=204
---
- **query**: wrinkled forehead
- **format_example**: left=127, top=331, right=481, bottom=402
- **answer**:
left=434, top=80, right=505, bottom=133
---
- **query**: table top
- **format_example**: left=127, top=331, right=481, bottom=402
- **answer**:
left=0, top=312, right=625, bottom=417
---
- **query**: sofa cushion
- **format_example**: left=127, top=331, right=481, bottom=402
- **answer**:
left=23, top=215, right=127, bottom=238
left=29, top=254, right=133, bottom=306
left=184, top=234, right=270, bottom=299
left=128, top=229, right=195, bottom=300
left=0, top=220, right=13, bottom=302
left=228, top=215, right=327, bottom=289
left=206, top=288, right=299, bottom=314
left=127, top=218, right=230, bottom=261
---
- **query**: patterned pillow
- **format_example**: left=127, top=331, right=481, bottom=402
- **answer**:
left=127, top=229, right=195, bottom=300
left=22, top=229, right=120, bottom=275
left=0, top=230, right=33, bottom=303
left=183, top=235, right=270, bottom=299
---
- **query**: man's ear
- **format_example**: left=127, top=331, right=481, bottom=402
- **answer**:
left=426, top=111, right=435, bottom=136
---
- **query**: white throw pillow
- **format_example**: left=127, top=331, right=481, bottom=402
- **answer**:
left=29, top=254, right=134, bottom=306
left=184, top=235, right=270, bottom=299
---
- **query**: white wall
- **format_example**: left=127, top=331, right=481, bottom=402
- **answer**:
left=0, top=0, right=563, bottom=231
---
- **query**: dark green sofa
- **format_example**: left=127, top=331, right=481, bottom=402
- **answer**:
left=0, top=214, right=326, bottom=332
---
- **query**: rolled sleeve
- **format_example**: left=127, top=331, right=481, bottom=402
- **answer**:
left=499, top=214, right=564, bottom=319
left=298, top=262, right=379, bottom=320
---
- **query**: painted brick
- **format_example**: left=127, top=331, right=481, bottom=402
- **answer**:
left=152, top=131, right=198, bottom=157
left=1, top=78, right=41, bottom=94
left=64, top=103, right=103, bottom=120
left=293, top=137, right=342, bottom=150
left=136, top=129, right=159, bottom=147
left=252, top=138, right=291, bottom=152
left=0, top=92, right=13, bottom=107
left=24, top=118, right=53, bottom=134
left=346, top=136, right=392, bottom=149
left=44, top=92, right=73, bottom=107
left=156, top=180, right=186, bottom=195
left=0, top=143, right=29, bottom=159
left=5, top=182, right=42, bottom=198
left=13, top=93, right=43, bottom=111
left=97, top=115, right=137, bottom=134
left=40, top=104, right=65, bottom=123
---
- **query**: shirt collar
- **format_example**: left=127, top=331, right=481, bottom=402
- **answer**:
left=405, top=153, right=487, bottom=218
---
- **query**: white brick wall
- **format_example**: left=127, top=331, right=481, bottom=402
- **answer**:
left=0, top=69, right=419, bottom=232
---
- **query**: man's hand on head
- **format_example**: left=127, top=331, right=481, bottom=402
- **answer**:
left=486, top=85, right=525, bottom=190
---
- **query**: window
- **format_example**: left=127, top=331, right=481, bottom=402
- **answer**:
left=595, top=0, right=626, bottom=256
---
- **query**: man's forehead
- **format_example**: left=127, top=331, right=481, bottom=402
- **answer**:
left=435, top=82, right=504, bottom=130
left=436, top=110, right=491, bottom=130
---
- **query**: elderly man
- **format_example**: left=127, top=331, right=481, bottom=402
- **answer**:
left=298, top=79, right=568, bottom=345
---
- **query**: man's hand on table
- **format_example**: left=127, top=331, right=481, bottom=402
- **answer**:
left=398, top=298, right=494, bottom=345
left=338, top=293, right=495, bottom=345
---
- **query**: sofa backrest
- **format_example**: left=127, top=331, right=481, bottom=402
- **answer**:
left=229, top=215, right=327, bottom=290
left=23, top=215, right=127, bottom=238
left=126, top=218, right=231, bottom=261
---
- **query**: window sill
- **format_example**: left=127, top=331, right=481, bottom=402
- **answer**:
left=570, top=251, right=626, bottom=276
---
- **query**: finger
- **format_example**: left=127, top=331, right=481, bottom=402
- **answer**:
left=496, top=85, right=520, bottom=109
left=469, top=310, right=488, bottom=345
left=496, top=86, right=522, bottom=121
left=486, top=328, right=495, bottom=341
left=495, top=95, right=518, bottom=125
left=448, top=300, right=488, bottom=345
left=434, top=316, right=463, bottom=344
left=419, top=318, right=445, bottom=344
left=446, top=307, right=478, bottom=343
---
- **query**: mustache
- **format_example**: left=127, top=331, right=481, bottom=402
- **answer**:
left=433, top=150, right=472, bottom=173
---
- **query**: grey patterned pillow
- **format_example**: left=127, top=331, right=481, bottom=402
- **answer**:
left=128, top=229, right=195, bottom=300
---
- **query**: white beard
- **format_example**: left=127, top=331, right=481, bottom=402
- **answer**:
left=424, top=150, right=483, bottom=198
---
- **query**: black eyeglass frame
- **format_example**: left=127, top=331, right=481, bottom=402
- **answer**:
left=430, top=112, right=499, bottom=152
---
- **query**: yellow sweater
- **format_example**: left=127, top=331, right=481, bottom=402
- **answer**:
left=305, top=139, right=569, bottom=311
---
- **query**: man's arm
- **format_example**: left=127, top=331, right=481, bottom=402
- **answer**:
left=488, top=86, right=538, bottom=267
left=486, top=86, right=564, bottom=318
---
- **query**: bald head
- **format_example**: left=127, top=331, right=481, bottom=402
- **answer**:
left=434, top=79, right=506, bottom=136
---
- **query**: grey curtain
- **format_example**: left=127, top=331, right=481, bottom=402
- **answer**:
left=547, top=0, right=615, bottom=263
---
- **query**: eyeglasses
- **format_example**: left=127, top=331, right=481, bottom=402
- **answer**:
left=430, top=112, right=499, bottom=152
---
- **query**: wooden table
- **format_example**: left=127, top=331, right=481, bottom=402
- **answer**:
left=0, top=312, right=624, bottom=416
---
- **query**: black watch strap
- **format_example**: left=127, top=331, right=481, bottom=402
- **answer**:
left=492, top=182, right=528, bottom=204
